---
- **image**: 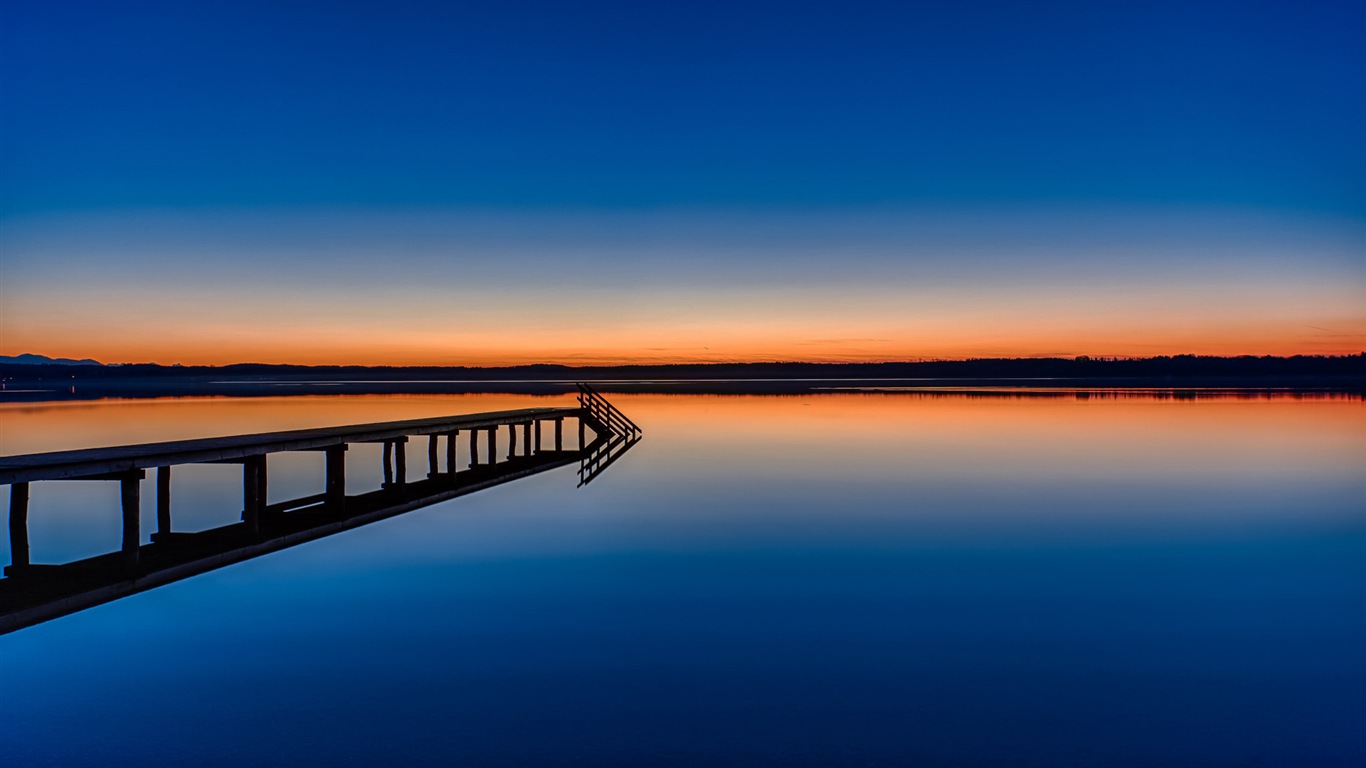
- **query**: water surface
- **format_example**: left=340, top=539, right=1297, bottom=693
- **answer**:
left=2, top=392, right=1363, bottom=766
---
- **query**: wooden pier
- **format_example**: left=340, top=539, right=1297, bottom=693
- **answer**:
left=0, top=384, right=640, bottom=634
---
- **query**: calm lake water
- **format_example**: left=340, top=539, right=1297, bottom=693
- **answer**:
left=2, top=392, right=1364, bottom=766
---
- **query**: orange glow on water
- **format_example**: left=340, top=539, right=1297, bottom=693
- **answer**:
left=0, top=394, right=557, bottom=455
left=3, top=392, right=1361, bottom=474
left=4, top=391, right=1361, bottom=549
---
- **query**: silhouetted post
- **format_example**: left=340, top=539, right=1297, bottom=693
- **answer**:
left=156, top=466, right=171, bottom=535
left=382, top=441, right=394, bottom=485
left=487, top=429, right=496, bottom=466
left=428, top=435, right=439, bottom=477
left=469, top=429, right=480, bottom=467
left=523, top=422, right=533, bottom=456
left=555, top=418, right=563, bottom=451
left=257, top=457, right=268, bottom=510
left=446, top=431, right=457, bottom=475
left=395, top=439, right=407, bottom=485
left=507, top=424, right=516, bottom=460
left=325, top=445, right=346, bottom=511
left=578, top=417, right=585, bottom=450
left=243, top=455, right=265, bottom=535
left=121, top=475, right=140, bottom=567
left=8, top=482, right=29, bottom=569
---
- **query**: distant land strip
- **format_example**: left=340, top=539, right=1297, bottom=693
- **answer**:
left=0, top=355, right=1362, bottom=401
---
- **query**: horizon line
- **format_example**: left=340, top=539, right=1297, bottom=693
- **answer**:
left=3, top=352, right=1364, bottom=370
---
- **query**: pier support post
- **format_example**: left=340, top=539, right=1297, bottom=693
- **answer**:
left=8, top=482, right=29, bottom=569
left=579, top=418, right=585, bottom=450
left=523, top=422, right=533, bottom=456
left=487, top=429, right=496, bottom=466
left=325, top=445, right=347, bottom=512
left=156, top=466, right=171, bottom=535
left=507, top=424, right=516, bottom=460
left=555, top=418, right=563, bottom=451
left=382, top=438, right=407, bottom=487
left=428, top=435, right=439, bottom=478
left=121, top=474, right=140, bottom=567
left=243, top=454, right=266, bottom=535
left=446, top=431, right=457, bottom=475
left=469, top=429, right=480, bottom=467
left=379, top=437, right=404, bottom=483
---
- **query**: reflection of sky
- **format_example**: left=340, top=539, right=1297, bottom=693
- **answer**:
left=2, top=393, right=1363, bottom=765
left=3, top=3, right=1365, bottom=364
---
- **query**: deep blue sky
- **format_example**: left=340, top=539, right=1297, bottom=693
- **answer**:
left=3, top=0, right=1363, bottom=214
left=1, top=1, right=1363, bottom=364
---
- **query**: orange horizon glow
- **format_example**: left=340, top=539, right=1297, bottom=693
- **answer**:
left=3, top=339, right=1364, bottom=368
left=4, top=342, right=1365, bottom=368
left=6, top=280, right=1364, bottom=366
left=4, top=322, right=1363, bottom=367
left=7, top=270, right=1362, bottom=366
left=5, top=207, right=1363, bottom=367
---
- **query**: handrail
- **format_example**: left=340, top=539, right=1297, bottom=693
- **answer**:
left=576, top=383, right=642, bottom=437
left=590, top=403, right=634, bottom=437
left=582, top=383, right=640, bottom=432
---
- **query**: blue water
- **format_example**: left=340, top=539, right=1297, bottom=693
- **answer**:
left=2, top=393, right=1363, bottom=766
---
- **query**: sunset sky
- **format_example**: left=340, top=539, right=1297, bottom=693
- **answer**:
left=2, top=1, right=1363, bottom=365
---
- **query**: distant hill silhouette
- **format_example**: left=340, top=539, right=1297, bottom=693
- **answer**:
left=1, top=354, right=1361, bottom=400
left=0, top=353, right=104, bottom=366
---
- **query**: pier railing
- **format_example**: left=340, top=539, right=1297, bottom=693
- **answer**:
left=577, top=382, right=641, bottom=438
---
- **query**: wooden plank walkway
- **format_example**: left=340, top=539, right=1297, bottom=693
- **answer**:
left=0, top=406, right=580, bottom=484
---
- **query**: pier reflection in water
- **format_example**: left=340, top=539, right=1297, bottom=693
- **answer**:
left=0, top=385, right=641, bottom=634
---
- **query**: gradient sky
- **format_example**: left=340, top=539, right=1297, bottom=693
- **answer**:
left=2, top=0, right=1363, bottom=365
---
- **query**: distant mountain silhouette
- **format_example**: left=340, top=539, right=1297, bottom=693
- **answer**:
left=0, top=353, right=104, bottom=366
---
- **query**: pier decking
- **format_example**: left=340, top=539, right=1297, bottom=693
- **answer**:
left=0, top=384, right=641, bottom=634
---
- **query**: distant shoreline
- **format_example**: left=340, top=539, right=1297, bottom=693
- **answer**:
left=1, top=356, right=1362, bottom=402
